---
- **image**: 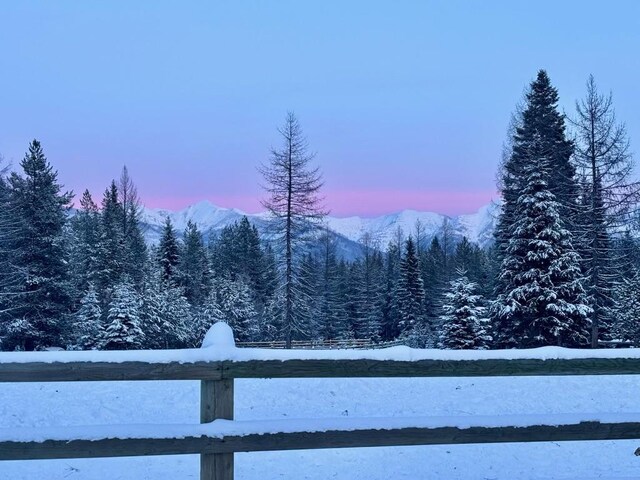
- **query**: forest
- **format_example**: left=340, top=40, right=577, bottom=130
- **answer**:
left=1, top=70, right=639, bottom=352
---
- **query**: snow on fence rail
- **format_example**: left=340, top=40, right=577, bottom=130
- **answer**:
left=3, top=322, right=640, bottom=480
left=236, top=338, right=405, bottom=349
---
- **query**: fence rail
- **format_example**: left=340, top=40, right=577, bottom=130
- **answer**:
left=236, top=339, right=404, bottom=350
left=2, top=324, right=640, bottom=479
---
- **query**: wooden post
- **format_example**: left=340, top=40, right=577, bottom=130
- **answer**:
left=201, top=378, right=234, bottom=480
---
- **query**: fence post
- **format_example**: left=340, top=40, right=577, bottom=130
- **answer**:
left=201, top=378, right=234, bottom=480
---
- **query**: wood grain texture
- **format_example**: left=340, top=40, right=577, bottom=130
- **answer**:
left=3, top=357, right=640, bottom=383
left=0, top=361, right=223, bottom=382
left=3, top=421, right=640, bottom=461
left=221, top=357, right=640, bottom=379
left=200, top=379, right=234, bottom=480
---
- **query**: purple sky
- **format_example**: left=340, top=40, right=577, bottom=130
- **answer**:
left=1, top=2, right=639, bottom=217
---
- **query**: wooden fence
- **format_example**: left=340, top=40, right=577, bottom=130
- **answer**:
left=236, top=338, right=404, bottom=349
left=2, top=344, right=640, bottom=479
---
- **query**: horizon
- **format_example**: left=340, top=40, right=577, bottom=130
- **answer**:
left=138, top=195, right=499, bottom=219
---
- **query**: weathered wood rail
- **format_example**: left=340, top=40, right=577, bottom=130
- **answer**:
left=3, top=329, right=640, bottom=479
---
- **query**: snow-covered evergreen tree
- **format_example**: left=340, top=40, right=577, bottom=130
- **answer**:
left=316, top=228, right=346, bottom=341
left=96, top=182, right=125, bottom=294
left=493, top=138, right=591, bottom=348
left=68, top=190, right=102, bottom=300
left=118, top=167, right=147, bottom=287
left=70, top=284, right=103, bottom=350
left=610, top=273, right=640, bottom=345
left=381, top=240, right=402, bottom=341
left=178, top=221, right=210, bottom=306
left=353, top=237, right=384, bottom=341
left=439, top=270, right=491, bottom=350
left=394, top=237, right=426, bottom=336
left=101, top=280, right=144, bottom=350
left=0, top=157, right=21, bottom=337
left=208, top=277, right=259, bottom=342
left=2, top=140, right=73, bottom=350
left=139, top=271, right=191, bottom=349
left=421, top=236, right=446, bottom=337
left=157, top=218, right=180, bottom=283
left=494, top=70, right=579, bottom=310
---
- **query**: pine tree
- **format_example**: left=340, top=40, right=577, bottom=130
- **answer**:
left=70, top=284, right=103, bottom=350
left=2, top=140, right=73, bottom=350
left=210, top=277, right=259, bottom=342
left=297, top=253, right=320, bottom=339
left=96, top=181, right=125, bottom=296
left=139, top=271, right=191, bottom=349
left=349, top=236, right=384, bottom=341
left=493, top=139, right=591, bottom=348
left=157, top=218, right=180, bottom=283
left=260, top=112, right=327, bottom=347
left=381, top=240, right=402, bottom=341
left=439, top=270, right=491, bottom=349
left=610, top=274, right=640, bottom=345
left=394, top=237, right=426, bottom=338
left=101, top=280, right=144, bottom=350
left=421, top=237, right=446, bottom=333
left=68, top=190, right=102, bottom=300
left=494, top=70, right=579, bottom=303
left=118, top=167, right=147, bottom=286
left=316, top=227, right=346, bottom=340
left=178, top=221, right=210, bottom=305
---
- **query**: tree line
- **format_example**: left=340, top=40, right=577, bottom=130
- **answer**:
left=1, top=70, right=640, bottom=351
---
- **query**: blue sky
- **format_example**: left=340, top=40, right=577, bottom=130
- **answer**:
left=1, top=1, right=639, bottom=216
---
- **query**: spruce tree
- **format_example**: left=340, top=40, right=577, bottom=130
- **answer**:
left=350, top=238, right=384, bottom=341
left=394, top=237, right=426, bottom=339
left=494, top=70, right=578, bottom=302
left=610, top=274, right=640, bottom=345
left=68, top=190, right=102, bottom=300
left=493, top=140, right=591, bottom=348
left=157, top=218, right=180, bottom=283
left=178, top=221, right=210, bottom=305
left=71, top=284, right=103, bottom=350
left=211, top=276, right=259, bottom=342
left=118, top=167, right=147, bottom=286
left=439, top=270, right=491, bottom=350
left=316, top=227, right=346, bottom=340
left=421, top=237, right=446, bottom=334
left=381, top=240, right=402, bottom=341
left=139, top=271, right=191, bottom=349
left=96, top=182, right=125, bottom=296
left=101, top=279, right=144, bottom=350
left=2, top=140, right=73, bottom=350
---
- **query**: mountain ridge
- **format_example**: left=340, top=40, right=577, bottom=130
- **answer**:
left=139, top=200, right=500, bottom=255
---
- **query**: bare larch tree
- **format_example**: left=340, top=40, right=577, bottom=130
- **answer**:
left=570, top=75, right=640, bottom=347
left=260, top=112, right=327, bottom=348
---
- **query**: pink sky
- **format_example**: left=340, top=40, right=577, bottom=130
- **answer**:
left=142, top=189, right=498, bottom=217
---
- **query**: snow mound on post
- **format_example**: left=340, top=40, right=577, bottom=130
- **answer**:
left=201, top=322, right=236, bottom=349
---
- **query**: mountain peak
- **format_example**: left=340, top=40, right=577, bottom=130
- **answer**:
left=139, top=200, right=499, bottom=250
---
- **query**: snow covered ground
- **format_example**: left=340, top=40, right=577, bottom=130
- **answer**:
left=3, top=373, right=640, bottom=479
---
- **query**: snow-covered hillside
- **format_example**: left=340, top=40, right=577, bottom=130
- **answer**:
left=139, top=200, right=501, bottom=250
left=2, top=373, right=639, bottom=479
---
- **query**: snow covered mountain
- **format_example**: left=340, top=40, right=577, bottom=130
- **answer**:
left=139, top=200, right=500, bottom=257
left=324, top=202, right=499, bottom=249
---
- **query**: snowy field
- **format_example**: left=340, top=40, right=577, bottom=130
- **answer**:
left=3, top=374, right=640, bottom=480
